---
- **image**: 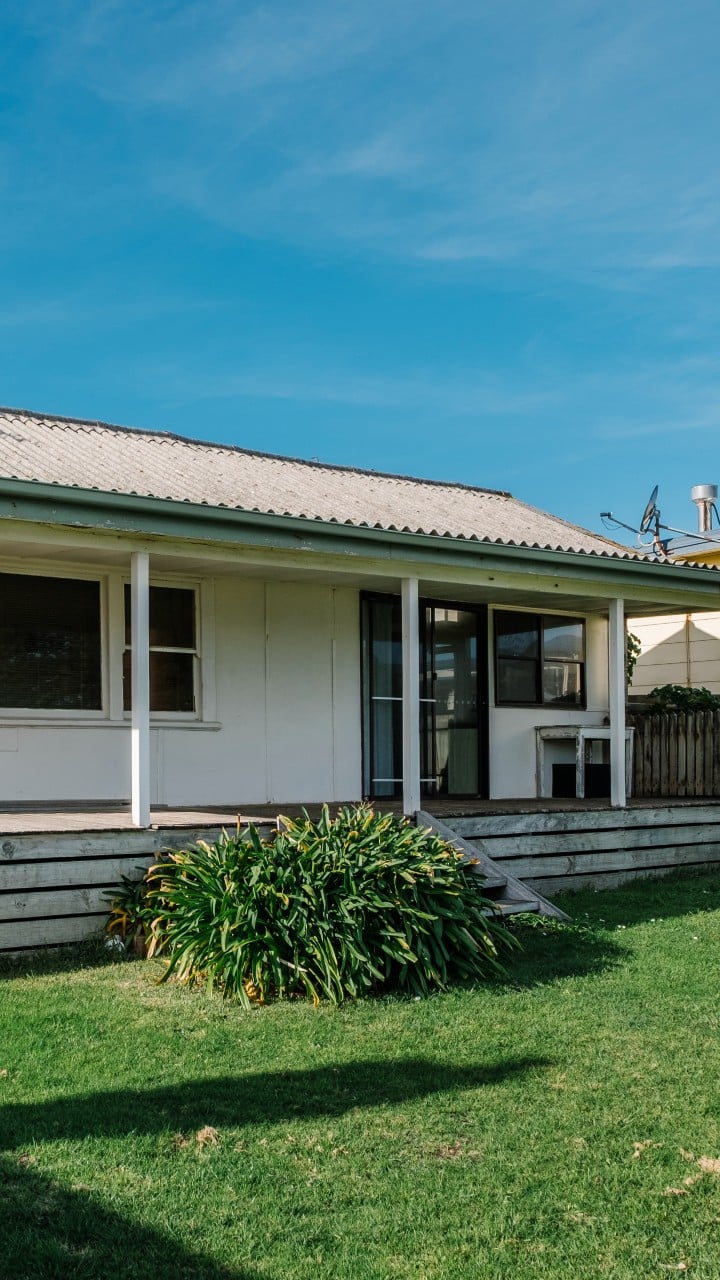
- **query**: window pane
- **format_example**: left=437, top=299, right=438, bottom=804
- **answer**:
left=124, top=585, right=195, bottom=647
left=151, top=587, right=195, bottom=648
left=495, top=613, right=539, bottom=659
left=371, top=697, right=403, bottom=797
left=431, top=609, right=479, bottom=795
left=151, top=652, right=195, bottom=711
left=0, top=573, right=101, bottom=709
left=543, top=620, right=584, bottom=662
left=371, top=599, right=402, bottom=699
left=543, top=662, right=583, bottom=704
left=123, top=651, right=196, bottom=712
left=496, top=658, right=538, bottom=703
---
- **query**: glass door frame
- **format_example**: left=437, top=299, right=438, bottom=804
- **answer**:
left=360, top=591, right=489, bottom=801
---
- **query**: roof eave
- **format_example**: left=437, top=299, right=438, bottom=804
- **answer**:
left=0, top=477, right=718, bottom=604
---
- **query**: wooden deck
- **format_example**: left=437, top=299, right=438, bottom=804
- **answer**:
left=3, top=797, right=720, bottom=952
left=0, top=806, right=252, bottom=836
left=0, top=794, right=707, bottom=836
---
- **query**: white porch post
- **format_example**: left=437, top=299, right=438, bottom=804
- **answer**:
left=131, top=551, right=151, bottom=828
left=401, top=577, right=421, bottom=817
left=608, top=597, right=626, bottom=809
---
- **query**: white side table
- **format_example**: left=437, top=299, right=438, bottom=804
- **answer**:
left=535, top=725, right=634, bottom=799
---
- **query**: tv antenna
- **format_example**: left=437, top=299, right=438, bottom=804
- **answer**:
left=601, top=483, right=720, bottom=555
left=639, top=484, right=659, bottom=536
left=600, top=484, right=666, bottom=554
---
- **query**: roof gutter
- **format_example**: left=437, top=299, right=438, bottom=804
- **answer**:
left=0, top=477, right=718, bottom=599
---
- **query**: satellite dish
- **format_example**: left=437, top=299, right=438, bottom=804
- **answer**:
left=639, top=485, right=659, bottom=535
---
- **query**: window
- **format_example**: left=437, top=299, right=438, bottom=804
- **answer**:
left=0, top=572, right=102, bottom=710
left=123, top=585, right=197, bottom=713
left=495, top=611, right=585, bottom=706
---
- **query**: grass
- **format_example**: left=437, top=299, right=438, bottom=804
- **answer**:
left=2, top=871, right=720, bottom=1279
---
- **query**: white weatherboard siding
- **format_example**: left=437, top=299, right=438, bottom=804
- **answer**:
left=487, top=613, right=610, bottom=799
left=0, top=726, right=131, bottom=803
left=0, top=571, right=362, bottom=807
left=140, top=579, right=362, bottom=806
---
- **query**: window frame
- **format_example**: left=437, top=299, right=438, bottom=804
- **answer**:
left=493, top=610, right=586, bottom=709
left=122, top=578, right=202, bottom=720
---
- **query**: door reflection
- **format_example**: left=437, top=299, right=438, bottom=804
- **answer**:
left=422, top=607, right=480, bottom=797
left=362, top=596, right=486, bottom=800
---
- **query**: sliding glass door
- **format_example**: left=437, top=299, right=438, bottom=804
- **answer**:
left=361, top=594, right=488, bottom=800
left=361, top=595, right=403, bottom=799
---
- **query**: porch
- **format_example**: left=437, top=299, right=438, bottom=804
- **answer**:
left=3, top=797, right=720, bottom=952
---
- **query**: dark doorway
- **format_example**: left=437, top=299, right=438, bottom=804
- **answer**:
left=361, top=594, right=488, bottom=801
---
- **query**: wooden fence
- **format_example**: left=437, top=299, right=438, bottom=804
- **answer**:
left=627, top=709, right=720, bottom=798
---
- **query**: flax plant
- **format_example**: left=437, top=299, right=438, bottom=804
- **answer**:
left=135, top=805, right=515, bottom=1005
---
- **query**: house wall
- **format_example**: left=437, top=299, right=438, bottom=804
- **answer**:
left=0, top=555, right=618, bottom=806
left=487, top=612, right=610, bottom=799
left=0, top=568, right=362, bottom=806
left=629, top=543, right=720, bottom=696
left=629, top=612, right=720, bottom=696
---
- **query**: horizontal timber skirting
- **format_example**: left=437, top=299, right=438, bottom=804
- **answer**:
left=0, top=824, right=241, bottom=952
left=6, top=804, right=720, bottom=950
left=443, top=804, right=720, bottom=897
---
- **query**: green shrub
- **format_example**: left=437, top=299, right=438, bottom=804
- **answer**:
left=647, top=684, right=720, bottom=713
left=140, top=805, right=516, bottom=1005
left=104, top=861, right=170, bottom=954
left=626, top=631, right=642, bottom=685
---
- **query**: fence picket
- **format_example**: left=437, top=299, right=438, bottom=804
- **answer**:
left=677, top=716, right=688, bottom=797
left=668, top=712, right=678, bottom=800
left=660, top=713, right=670, bottom=797
left=704, top=711, right=715, bottom=795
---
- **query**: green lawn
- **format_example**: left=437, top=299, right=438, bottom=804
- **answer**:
left=3, top=871, right=720, bottom=1279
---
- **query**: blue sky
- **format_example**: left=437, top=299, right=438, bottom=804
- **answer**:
left=3, top=1, right=720, bottom=540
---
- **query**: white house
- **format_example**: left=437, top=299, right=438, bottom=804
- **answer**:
left=1, top=407, right=719, bottom=825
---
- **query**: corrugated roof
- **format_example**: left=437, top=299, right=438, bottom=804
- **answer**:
left=0, top=406, right=652, bottom=560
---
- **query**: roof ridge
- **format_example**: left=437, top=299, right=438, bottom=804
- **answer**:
left=0, top=405, right=512, bottom=501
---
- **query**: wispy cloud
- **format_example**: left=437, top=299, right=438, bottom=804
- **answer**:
left=148, top=360, right=559, bottom=419
left=11, top=0, right=719, bottom=275
left=133, top=344, right=720, bottom=457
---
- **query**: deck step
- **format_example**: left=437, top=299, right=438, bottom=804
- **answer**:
left=490, top=899, right=541, bottom=917
left=418, top=808, right=569, bottom=923
left=475, top=871, right=508, bottom=891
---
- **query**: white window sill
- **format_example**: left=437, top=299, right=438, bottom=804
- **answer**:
left=0, top=717, right=223, bottom=730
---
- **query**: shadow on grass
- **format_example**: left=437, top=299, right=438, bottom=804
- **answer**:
left=555, top=866, right=720, bottom=929
left=0, top=937, right=116, bottom=983
left=0, top=1055, right=551, bottom=1149
left=0, top=1153, right=257, bottom=1280
left=0, top=921, right=631, bottom=998
left=497, top=915, right=628, bottom=989
left=498, top=867, right=720, bottom=988
left=0, top=1055, right=550, bottom=1278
